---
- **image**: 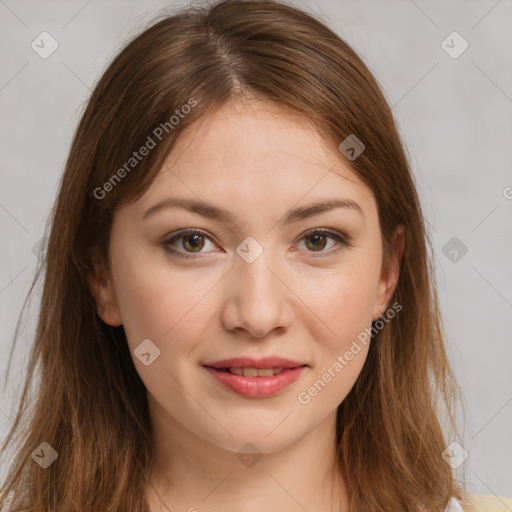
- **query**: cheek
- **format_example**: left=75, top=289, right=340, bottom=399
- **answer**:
left=110, top=241, right=220, bottom=351
left=293, top=256, right=380, bottom=342
left=295, top=269, right=376, bottom=411
left=298, top=252, right=381, bottom=406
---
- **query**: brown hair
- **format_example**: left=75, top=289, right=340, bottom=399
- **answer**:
left=0, top=0, right=472, bottom=510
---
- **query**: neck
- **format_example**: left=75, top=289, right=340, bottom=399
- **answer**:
left=145, top=397, right=350, bottom=512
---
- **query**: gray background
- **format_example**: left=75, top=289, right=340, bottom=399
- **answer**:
left=1, top=0, right=511, bottom=500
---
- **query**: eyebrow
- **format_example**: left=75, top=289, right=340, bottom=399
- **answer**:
left=142, top=197, right=364, bottom=226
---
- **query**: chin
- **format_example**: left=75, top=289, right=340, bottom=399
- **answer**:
left=194, top=420, right=301, bottom=454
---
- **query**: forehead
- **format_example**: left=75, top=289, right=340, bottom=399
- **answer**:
left=153, top=99, right=366, bottom=192
left=127, top=99, right=377, bottom=226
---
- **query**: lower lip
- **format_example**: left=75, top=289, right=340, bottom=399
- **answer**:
left=204, top=366, right=307, bottom=397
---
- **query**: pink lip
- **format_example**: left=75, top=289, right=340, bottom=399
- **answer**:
left=202, top=356, right=308, bottom=398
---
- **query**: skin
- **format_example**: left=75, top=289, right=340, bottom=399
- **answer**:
left=89, top=97, right=404, bottom=512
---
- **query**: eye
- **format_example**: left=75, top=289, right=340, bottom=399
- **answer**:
left=160, top=228, right=350, bottom=260
left=295, top=228, right=350, bottom=256
left=161, top=229, right=218, bottom=259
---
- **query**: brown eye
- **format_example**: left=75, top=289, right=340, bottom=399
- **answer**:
left=297, top=229, right=350, bottom=256
left=304, top=233, right=328, bottom=251
left=162, top=229, right=217, bottom=259
left=182, top=234, right=205, bottom=252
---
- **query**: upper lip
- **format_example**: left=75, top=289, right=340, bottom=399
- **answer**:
left=203, top=356, right=307, bottom=369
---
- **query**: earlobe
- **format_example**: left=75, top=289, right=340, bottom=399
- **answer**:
left=372, top=224, right=405, bottom=321
left=87, top=264, right=123, bottom=327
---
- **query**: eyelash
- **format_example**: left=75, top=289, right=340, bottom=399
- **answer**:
left=160, top=228, right=351, bottom=260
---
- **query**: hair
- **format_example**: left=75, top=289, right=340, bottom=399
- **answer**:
left=0, top=0, right=474, bottom=510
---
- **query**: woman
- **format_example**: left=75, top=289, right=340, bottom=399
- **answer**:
left=1, top=1, right=509, bottom=510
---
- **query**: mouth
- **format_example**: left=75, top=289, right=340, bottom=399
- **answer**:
left=202, top=357, right=308, bottom=397
left=208, top=366, right=290, bottom=377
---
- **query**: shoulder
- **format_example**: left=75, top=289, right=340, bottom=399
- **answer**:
left=456, top=493, right=512, bottom=512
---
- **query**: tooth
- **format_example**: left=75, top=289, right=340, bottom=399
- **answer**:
left=257, top=368, right=274, bottom=377
left=242, top=367, right=258, bottom=377
left=272, top=367, right=283, bottom=375
left=230, top=367, right=243, bottom=375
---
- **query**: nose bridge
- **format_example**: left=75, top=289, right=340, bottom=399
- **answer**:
left=222, top=240, right=290, bottom=337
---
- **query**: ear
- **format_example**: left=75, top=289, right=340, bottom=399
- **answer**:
left=87, top=257, right=123, bottom=327
left=372, top=224, right=405, bottom=321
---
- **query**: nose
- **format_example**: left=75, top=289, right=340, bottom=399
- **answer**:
left=220, top=248, right=293, bottom=339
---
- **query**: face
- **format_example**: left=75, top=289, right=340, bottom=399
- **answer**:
left=89, top=98, right=403, bottom=454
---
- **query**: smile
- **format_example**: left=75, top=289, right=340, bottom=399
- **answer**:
left=203, top=365, right=307, bottom=397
